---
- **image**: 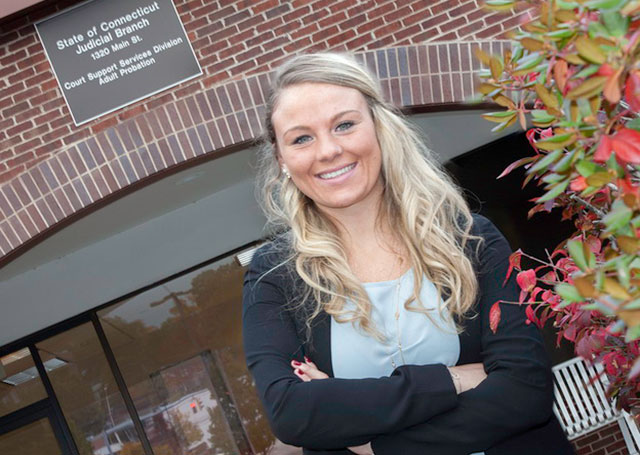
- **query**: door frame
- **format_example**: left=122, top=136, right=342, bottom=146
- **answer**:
left=0, top=398, right=74, bottom=455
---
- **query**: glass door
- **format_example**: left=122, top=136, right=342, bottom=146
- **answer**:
left=0, top=402, right=68, bottom=455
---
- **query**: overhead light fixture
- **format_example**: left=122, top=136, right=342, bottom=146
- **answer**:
left=1, top=358, right=67, bottom=386
left=235, top=244, right=262, bottom=267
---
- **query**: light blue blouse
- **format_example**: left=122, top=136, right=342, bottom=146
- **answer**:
left=330, top=269, right=484, bottom=455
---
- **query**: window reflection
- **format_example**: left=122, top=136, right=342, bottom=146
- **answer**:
left=36, top=323, right=143, bottom=455
left=99, top=256, right=289, bottom=454
left=0, top=417, right=62, bottom=455
left=0, top=348, right=47, bottom=418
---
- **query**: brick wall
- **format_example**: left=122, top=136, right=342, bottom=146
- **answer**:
left=0, top=0, right=534, bottom=261
left=573, top=422, right=635, bottom=455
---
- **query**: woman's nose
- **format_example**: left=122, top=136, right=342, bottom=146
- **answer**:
left=316, top=136, right=343, bottom=161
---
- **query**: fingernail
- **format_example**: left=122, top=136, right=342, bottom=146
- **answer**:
left=304, top=356, right=310, bottom=363
left=296, top=369, right=303, bottom=375
left=292, top=360, right=301, bottom=366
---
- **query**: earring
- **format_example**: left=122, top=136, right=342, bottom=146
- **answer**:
left=282, top=167, right=291, bottom=179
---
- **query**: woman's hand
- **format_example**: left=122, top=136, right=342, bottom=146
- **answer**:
left=291, top=358, right=373, bottom=454
left=448, top=363, right=487, bottom=394
left=291, top=356, right=329, bottom=381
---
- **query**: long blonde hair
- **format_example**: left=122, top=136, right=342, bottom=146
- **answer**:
left=256, top=52, right=480, bottom=339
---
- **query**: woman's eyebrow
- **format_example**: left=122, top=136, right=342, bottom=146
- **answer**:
left=282, top=109, right=362, bottom=137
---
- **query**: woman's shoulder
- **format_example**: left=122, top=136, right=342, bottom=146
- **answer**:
left=245, top=231, right=296, bottom=285
left=469, top=213, right=498, bottom=238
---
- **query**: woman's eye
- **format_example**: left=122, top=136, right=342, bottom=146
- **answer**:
left=292, top=135, right=312, bottom=145
left=336, top=121, right=354, bottom=132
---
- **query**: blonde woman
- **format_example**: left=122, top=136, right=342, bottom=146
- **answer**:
left=242, top=53, right=573, bottom=455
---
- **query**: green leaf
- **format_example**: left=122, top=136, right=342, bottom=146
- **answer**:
left=602, top=11, right=629, bottom=36
left=529, top=149, right=563, bottom=173
left=531, top=110, right=557, bottom=123
left=627, top=118, right=640, bottom=132
left=585, top=0, right=628, bottom=10
left=588, top=21, right=610, bottom=38
left=546, top=29, right=576, bottom=40
left=603, top=199, right=633, bottom=232
left=537, top=179, right=569, bottom=202
left=485, top=0, right=516, bottom=10
left=514, top=52, right=544, bottom=72
left=572, top=65, right=601, bottom=79
left=542, top=172, right=567, bottom=183
left=552, top=149, right=578, bottom=173
left=624, top=298, right=640, bottom=310
left=567, top=239, right=589, bottom=271
left=555, top=282, right=583, bottom=303
left=482, top=111, right=517, bottom=122
left=557, top=0, right=581, bottom=8
left=535, top=133, right=577, bottom=151
left=626, top=325, right=640, bottom=342
left=575, top=36, right=607, bottom=65
left=576, top=159, right=599, bottom=177
left=618, top=259, right=631, bottom=288
left=581, top=301, right=616, bottom=316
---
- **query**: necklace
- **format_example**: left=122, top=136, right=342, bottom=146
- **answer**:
left=390, top=271, right=407, bottom=369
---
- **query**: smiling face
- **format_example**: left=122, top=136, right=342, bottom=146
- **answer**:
left=272, top=82, right=384, bottom=216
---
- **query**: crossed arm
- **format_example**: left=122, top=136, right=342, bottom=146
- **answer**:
left=242, top=216, right=554, bottom=453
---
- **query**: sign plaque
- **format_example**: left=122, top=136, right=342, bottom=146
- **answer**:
left=36, top=0, right=202, bottom=125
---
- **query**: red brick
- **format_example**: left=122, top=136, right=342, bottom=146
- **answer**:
left=118, top=104, right=147, bottom=121
left=3, top=101, right=30, bottom=117
left=15, top=136, right=43, bottom=155
left=328, top=30, right=356, bottom=47
left=265, top=3, right=291, bottom=19
left=220, top=7, right=248, bottom=25
left=373, top=22, right=402, bottom=39
left=13, top=86, right=41, bottom=103
left=8, top=67, right=35, bottom=84
left=257, top=16, right=284, bottom=33
left=34, top=140, right=62, bottom=158
left=384, top=5, right=412, bottom=23
left=0, top=49, right=27, bottom=66
left=8, top=35, right=35, bottom=53
left=252, top=0, right=279, bottom=14
left=30, top=90, right=59, bottom=106
left=3, top=81, right=26, bottom=98
left=440, top=16, right=467, bottom=33
left=90, top=116, right=118, bottom=134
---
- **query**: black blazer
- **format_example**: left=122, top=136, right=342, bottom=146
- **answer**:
left=242, top=214, right=574, bottom=454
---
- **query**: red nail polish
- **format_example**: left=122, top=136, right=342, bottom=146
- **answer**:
left=292, top=360, right=301, bottom=366
left=304, top=356, right=310, bottom=363
left=296, top=369, right=303, bottom=375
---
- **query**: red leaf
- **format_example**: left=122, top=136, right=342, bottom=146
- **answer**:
left=594, top=134, right=613, bottom=162
left=625, top=70, right=640, bottom=112
left=570, top=176, right=587, bottom=192
left=597, top=62, right=615, bottom=77
left=604, top=67, right=623, bottom=104
left=489, top=301, right=501, bottom=334
left=612, top=128, right=640, bottom=164
left=516, top=269, right=536, bottom=293
left=525, top=304, right=541, bottom=329
left=503, top=249, right=523, bottom=286
left=497, top=156, right=536, bottom=179
left=554, top=59, right=568, bottom=93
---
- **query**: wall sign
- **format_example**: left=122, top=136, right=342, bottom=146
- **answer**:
left=35, top=0, right=202, bottom=125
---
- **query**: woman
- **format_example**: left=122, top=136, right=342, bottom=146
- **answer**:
left=242, top=52, right=573, bottom=455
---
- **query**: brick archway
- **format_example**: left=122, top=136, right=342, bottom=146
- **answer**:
left=0, top=0, right=534, bottom=265
left=0, top=40, right=512, bottom=263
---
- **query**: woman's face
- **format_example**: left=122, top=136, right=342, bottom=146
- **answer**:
left=272, top=82, right=384, bottom=215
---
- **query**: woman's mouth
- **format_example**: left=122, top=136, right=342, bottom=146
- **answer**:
left=317, top=163, right=356, bottom=180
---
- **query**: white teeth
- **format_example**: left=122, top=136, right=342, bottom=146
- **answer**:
left=318, top=163, right=355, bottom=179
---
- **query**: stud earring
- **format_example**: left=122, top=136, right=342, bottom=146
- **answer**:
left=282, top=167, right=291, bottom=179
